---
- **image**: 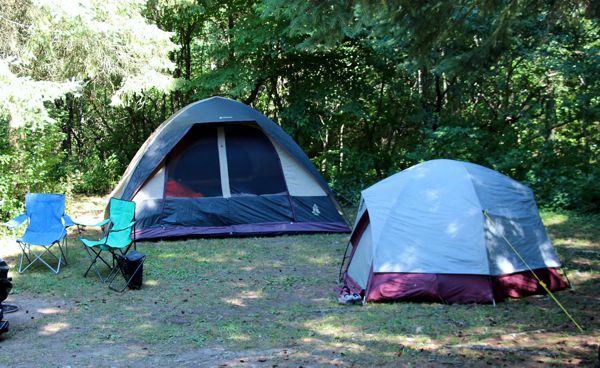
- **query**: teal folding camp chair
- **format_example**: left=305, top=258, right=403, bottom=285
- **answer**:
left=79, top=198, right=137, bottom=285
left=2, top=193, right=75, bottom=274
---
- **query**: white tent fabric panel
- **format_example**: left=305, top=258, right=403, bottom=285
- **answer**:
left=111, top=182, right=125, bottom=202
left=367, top=162, right=489, bottom=274
left=461, top=162, right=561, bottom=273
left=359, top=159, right=560, bottom=276
left=269, top=139, right=326, bottom=197
left=463, top=163, right=537, bottom=217
left=484, top=214, right=560, bottom=275
left=347, top=223, right=374, bottom=289
left=133, top=165, right=165, bottom=202
left=353, top=198, right=367, bottom=229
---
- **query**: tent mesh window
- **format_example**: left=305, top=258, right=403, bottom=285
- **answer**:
left=225, top=124, right=287, bottom=196
left=166, top=124, right=222, bottom=198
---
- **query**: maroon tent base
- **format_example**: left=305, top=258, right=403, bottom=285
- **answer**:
left=344, top=267, right=568, bottom=304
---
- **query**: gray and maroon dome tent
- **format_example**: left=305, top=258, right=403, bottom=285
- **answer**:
left=340, top=159, right=567, bottom=304
left=110, top=96, right=349, bottom=239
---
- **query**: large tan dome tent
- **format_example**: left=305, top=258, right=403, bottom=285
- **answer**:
left=340, top=159, right=568, bottom=304
left=110, top=97, right=349, bottom=239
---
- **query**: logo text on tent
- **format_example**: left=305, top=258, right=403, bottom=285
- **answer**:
left=312, top=204, right=321, bottom=216
left=219, top=116, right=233, bottom=119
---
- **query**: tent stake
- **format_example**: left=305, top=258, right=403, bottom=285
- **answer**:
left=560, top=268, right=574, bottom=290
left=487, top=276, right=497, bottom=307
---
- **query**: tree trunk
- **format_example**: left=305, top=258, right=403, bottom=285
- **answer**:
left=339, top=124, right=345, bottom=174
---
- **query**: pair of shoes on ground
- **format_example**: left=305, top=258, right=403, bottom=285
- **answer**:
left=338, top=293, right=362, bottom=305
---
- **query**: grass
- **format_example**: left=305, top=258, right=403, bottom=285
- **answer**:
left=0, top=200, right=599, bottom=367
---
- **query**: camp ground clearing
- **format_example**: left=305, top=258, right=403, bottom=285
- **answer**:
left=0, top=195, right=598, bottom=367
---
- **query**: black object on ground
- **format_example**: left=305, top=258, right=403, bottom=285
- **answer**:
left=109, top=250, right=146, bottom=292
left=0, top=259, right=13, bottom=335
left=2, top=304, right=18, bottom=313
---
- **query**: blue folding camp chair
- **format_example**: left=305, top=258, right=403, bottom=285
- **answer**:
left=3, top=193, right=75, bottom=274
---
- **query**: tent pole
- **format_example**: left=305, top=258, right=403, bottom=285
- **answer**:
left=338, top=241, right=351, bottom=282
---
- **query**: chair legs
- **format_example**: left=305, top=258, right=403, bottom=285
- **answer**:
left=17, top=239, right=66, bottom=274
left=83, top=247, right=114, bottom=283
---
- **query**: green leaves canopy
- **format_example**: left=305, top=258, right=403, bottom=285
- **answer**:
left=0, top=0, right=177, bottom=127
left=0, top=0, right=598, bottom=214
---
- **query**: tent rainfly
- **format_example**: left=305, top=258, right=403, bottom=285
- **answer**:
left=341, top=159, right=568, bottom=304
left=110, top=97, right=349, bottom=239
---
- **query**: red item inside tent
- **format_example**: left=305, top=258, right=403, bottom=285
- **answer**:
left=165, top=180, right=203, bottom=198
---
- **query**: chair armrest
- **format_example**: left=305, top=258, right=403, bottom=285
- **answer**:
left=63, top=214, right=77, bottom=227
left=78, top=218, right=110, bottom=228
left=3, top=214, right=28, bottom=230
left=109, top=221, right=136, bottom=232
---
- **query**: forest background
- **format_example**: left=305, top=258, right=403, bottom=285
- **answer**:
left=0, top=0, right=598, bottom=216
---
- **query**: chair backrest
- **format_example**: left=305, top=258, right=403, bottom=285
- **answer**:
left=107, top=198, right=135, bottom=248
left=25, top=193, right=66, bottom=235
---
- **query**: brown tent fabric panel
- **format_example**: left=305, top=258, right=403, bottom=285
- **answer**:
left=366, top=273, right=495, bottom=304
left=362, top=268, right=568, bottom=304
left=493, top=267, right=568, bottom=300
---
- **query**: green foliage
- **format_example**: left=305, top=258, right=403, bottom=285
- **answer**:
left=70, top=151, right=121, bottom=195
left=254, top=0, right=599, bottom=210
left=1, top=0, right=599, bottom=213
left=0, top=121, right=67, bottom=217
left=0, top=0, right=176, bottom=128
left=525, top=165, right=600, bottom=213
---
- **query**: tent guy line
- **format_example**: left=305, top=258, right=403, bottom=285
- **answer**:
left=484, top=210, right=583, bottom=332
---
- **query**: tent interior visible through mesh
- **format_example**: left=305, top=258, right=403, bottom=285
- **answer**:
left=166, top=124, right=221, bottom=198
left=165, top=123, right=289, bottom=198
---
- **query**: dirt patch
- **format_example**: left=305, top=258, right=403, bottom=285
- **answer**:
left=1, top=294, right=307, bottom=367
left=2, top=294, right=76, bottom=333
